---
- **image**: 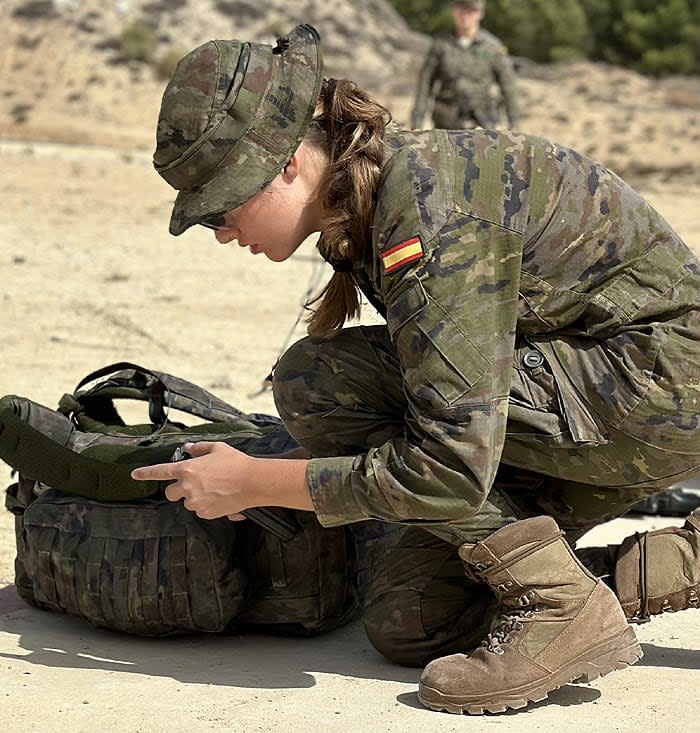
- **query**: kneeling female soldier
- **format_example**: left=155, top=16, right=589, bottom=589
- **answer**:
left=134, top=25, right=700, bottom=714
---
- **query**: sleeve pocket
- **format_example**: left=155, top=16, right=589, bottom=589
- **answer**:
left=387, top=281, right=489, bottom=407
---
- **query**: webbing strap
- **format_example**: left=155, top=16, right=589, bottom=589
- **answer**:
left=72, top=362, right=252, bottom=429
left=73, top=361, right=164, bottom=394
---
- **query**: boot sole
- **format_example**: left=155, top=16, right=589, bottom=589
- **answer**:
left=417, top=625, right=642, bottom=715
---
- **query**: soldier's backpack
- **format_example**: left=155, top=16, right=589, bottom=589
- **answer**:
left=1, top=362, right=397, bottom=637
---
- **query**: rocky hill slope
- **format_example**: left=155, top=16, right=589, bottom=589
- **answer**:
left=0, top=0, right=425, bottom=146
left=1, top=0, right=700, bottom=186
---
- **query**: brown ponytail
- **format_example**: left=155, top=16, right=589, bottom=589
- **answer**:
left=304, top=78, right=391, bottom=339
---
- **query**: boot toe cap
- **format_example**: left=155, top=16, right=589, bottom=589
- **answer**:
left=420, top=653, right=473, bottom=695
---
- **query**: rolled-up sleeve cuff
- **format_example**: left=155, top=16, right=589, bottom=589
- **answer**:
left=306, top=456, right=371, bottom=527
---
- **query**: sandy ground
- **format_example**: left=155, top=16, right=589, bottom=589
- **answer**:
left=1, top=135, right=700, bottom=731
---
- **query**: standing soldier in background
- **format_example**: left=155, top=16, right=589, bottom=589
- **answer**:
left=411, top=0, right=519, bottom=130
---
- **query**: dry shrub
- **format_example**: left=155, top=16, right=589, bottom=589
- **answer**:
left=664, top=85, right=700, bottom=110
left=120, top=19, right=157, bottom=64
left=11, top=103, right=33, bottom=123
left=155, top=48, right=187, bottom=81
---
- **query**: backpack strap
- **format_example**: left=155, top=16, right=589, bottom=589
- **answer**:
left=0, top=394, right=302, bottom=539
left=59, top=362, right=280, bottom=439
left=0, top=394, right=160, bottom=500
left=72, top=361, right=172, bottom=425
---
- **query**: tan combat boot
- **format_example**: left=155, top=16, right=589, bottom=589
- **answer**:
left=418, top=516, right=642, bottom=715
left=614, top=508, right=700, bottom=622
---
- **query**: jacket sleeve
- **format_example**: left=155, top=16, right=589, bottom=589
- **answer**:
left=492, top=46, right=520, bottom=128
left=306, top=212, right=524, bottom=537
left=410, top=40, right=441, bottom=128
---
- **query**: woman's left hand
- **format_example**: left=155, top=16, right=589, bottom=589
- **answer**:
left=131, top=441, right=253, bottom=521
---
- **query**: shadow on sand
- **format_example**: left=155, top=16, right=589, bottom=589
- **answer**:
left=0, top=584, right=418, bottom=689
left=3, top=584, right=697, bottom=697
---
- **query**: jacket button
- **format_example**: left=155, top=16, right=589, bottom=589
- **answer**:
left=523, top=349, right=544, bottom=368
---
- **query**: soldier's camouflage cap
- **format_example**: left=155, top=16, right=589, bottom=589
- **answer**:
left=453, top=0, right=485, bottom=8
left=153, top=24, right=324, bottom=236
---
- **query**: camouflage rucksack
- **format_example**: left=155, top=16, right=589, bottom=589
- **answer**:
left=2, top=362, right=397, bottom=637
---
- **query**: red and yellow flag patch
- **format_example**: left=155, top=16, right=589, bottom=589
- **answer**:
left=381, top=236, right=424, bottom=274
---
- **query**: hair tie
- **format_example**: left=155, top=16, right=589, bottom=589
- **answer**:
left=329, top=258, right=354, bottom=273
left=273, top=36, right=291, bottom=54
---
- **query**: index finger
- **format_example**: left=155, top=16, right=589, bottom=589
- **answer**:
left=131, top=462, right=179, bottom=482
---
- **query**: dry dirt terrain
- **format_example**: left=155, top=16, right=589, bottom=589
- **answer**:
left=1, top=2, right=700, bottom=731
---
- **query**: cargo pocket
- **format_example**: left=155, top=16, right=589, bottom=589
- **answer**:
left=235, top=513, right=354, bottom=636
left=506, top=338, right=608, bottom=447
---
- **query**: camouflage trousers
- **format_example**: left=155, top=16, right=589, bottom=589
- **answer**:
left=273, top=324, right=700, bottom=666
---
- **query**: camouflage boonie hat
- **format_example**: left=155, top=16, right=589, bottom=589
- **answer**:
left=153, top=24, right=324, bottom=236
left=453, top=0, right=485, bottom=9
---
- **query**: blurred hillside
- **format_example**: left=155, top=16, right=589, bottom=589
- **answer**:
left=1, top=0, right=700, bottom=186
left=0, top=0, right=426, bottom=148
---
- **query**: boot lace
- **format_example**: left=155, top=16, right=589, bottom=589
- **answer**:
left=481, top=605, right=542, bottom=655
left=635, top=531, right=651, bottom=623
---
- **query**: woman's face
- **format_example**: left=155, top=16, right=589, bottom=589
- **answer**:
left=205, top=147, right=325, bottom=262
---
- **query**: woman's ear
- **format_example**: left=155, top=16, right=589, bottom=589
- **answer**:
left=281, top=151, right=302, bottom=183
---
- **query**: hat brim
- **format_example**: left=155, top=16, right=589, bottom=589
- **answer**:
left=168, top=27, right=323, bottom=236
left=168, top=132, right=280, bottom=236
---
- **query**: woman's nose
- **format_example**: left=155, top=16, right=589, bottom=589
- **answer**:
left=214, top=228, right=237, bottom=244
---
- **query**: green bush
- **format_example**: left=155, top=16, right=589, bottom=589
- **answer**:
left=388, top=0, right=700, bottom=75
left=390, top=0, right=453, bottom=35
left=120, top=19, right=157, bottom=64
left=641, top=44, right=696, bottom=76
left=155, top=47, right=187, bottom=81
left=549, top=45, right=586, bottom=64
left=483, top=0, right=590, bottom=64
left=599, top=1, right=700, bottom=75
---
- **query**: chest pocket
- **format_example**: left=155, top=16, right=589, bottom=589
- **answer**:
left=437, top=47, right=461, bottom=85
left=387, top=281, right=489, bottom=407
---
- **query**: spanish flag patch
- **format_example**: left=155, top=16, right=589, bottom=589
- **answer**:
left=381, top=236, right=424, bottom=274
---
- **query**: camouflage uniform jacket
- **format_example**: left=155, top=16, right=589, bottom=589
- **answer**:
left=306, top=127, right=700, bottom=533
left=410, top=29, right=520, bottom=129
